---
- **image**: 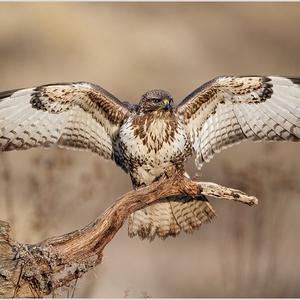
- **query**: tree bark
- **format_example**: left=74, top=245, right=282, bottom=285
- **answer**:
left=0, top=173, right=257, bottom=298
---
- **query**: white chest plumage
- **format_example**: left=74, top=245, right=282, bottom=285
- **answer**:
left=119, top=112, right=191, bottom=186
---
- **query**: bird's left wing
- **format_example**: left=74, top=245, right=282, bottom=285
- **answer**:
left=176, top=76, right=300, bottom=169
left=0, top=82, right=132, bottom=160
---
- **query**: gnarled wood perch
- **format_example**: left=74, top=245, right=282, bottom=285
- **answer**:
left=0, top=173, right=258, bottom=298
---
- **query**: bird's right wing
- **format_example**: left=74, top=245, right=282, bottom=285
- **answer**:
left=0, top=82, right=132, bottom=160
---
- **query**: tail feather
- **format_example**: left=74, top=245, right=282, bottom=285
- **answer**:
left=128, top=194, right=216, bottom=240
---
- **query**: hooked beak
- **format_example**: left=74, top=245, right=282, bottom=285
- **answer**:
left=162, top=98, right=171, bottom=110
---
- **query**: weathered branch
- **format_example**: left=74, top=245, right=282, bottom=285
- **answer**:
left=0, top=174, right=258, bottom=297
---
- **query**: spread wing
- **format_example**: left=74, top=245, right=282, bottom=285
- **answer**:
left=0, top=82, right=132, bottom=160
left=177, top=76, right=300, bottom=169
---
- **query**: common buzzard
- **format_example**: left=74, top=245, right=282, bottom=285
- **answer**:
left=1, top=76, right=299, bottom=240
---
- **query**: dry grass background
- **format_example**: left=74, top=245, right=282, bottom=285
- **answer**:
left=0, top=3, right=300, bottom=297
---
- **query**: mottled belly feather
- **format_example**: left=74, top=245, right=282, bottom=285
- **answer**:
left=118, top=112, right=192, bottom=186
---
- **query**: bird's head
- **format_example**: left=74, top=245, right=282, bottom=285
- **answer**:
left=138, top=89, right=173, bottom=113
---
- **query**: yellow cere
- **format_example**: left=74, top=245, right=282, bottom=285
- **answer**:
left=163, top=99, right=169, bottom=105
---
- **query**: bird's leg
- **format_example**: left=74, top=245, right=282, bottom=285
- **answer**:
left=153, top=166, right=179, bottom=182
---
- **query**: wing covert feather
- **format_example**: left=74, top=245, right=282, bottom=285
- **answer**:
left=0, top=82, right=131, bottom=159
left=177, top=76, right=300, bottom=169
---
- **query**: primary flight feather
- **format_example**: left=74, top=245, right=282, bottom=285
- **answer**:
left=1, top=76, right=299, bottom=240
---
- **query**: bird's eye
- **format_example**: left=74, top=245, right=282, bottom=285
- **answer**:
left=153, top=98, right=161, bottom=103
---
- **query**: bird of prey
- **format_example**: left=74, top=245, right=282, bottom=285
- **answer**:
left=0, top=76, right=300, bottom=240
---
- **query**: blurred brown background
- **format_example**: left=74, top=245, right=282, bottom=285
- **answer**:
left=1, top=3, right=300, bottom=297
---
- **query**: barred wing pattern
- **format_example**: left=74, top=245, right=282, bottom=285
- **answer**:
left=177, top=76, right=300, bottom=169
left=0, top=82, right=130, bottom=159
